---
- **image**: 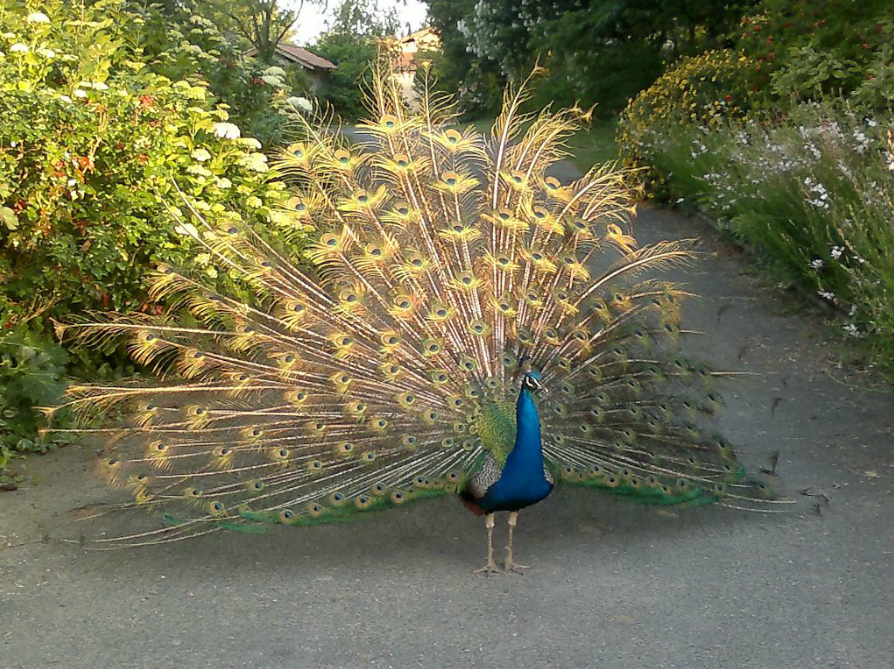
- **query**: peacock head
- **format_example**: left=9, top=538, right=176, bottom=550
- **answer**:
left=521, top=371, right=544, bottom=396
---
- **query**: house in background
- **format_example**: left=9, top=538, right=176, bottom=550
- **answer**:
left=246, top=43, right=337, bottom=92
left=388, top=27, right=440, bottom=107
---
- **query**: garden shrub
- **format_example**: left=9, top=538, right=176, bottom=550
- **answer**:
left=736, top=0, right=894, bottom=108
left=622, top=100, right=894, bottom=373
left=131, top=2, right=307, bottom=147
left=617, top=49, right=757, bottom=176
left=0, top=0, right=302, bottom=470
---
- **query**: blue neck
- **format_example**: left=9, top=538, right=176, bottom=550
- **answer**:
left=474, top=385, right=552, bottom=512
left=505, top=387, right=543, bottom=471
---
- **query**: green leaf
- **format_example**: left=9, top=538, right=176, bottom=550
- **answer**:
left=0, top=207, right=18, bottom=231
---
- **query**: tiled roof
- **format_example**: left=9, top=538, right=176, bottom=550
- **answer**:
left=246, top=43, right=337, bottom=70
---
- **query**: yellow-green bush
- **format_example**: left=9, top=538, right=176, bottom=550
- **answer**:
left=618, top=50, right=757, bottom=167
left=0, top=0, right=306, bottom=471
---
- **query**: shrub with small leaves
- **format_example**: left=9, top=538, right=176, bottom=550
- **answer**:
left=618, top=50, right=757, bottom=170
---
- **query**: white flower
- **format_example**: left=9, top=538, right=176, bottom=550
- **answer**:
left=191, top=148, right=212, bottom=162
left=91, top=81, right=109, bottom=91
left=287, top=96, right=313, bottom=113
left=830, top=246, right=843, bottom=260
left=26, top=12, right=50, bottom=23
left=263, top=66, right=286, bottom=77
left=10, top=43, right=29, bottom=53
left=240, top=137, right=262, bottom=150
left=174, top=222, right=199, bottom=237
left=215, top=177, right=232, bottom=190
left=212, top=122, right=241, bottom=139
left=186, top=164, right=212, bottom=178
left=809, top=259, right=824, bottom=270
left=243, top=152, right=268, bottom=172
left=58, top=94, right=72, bottom=103
left=818, top=290, right=835, bottom=301
left=843, top=323, right=860, bottom=337
left=73, top=88, right=87, bottom=98
left=37, top=47, right=55, bottom=58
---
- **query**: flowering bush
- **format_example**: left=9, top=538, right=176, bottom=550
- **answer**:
left=0, top=0, right=302, bottom=468
left=617, top=50, right=757, bottom=168
left=133, top=3, right=310, bottom=146
left=625, top=101, right=894, bottom=374
left=736, top=0, right=894, bottom=107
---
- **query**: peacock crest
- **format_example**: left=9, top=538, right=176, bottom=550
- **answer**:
left=53, top=63, right=782, bottom=556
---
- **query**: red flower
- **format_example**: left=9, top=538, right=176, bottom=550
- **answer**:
left=725, top=95, right=733, bottom=102
left=862, top=43, right=870, bottom=49
left=766, top=36, right=774, bottom=43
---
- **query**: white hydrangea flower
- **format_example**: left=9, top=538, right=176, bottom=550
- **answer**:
left=212, top=122, right=241, bottom=139
left=186, top=164, right=212, bottom=178
left=287, top=96, right=313, bottom=113
left=243, top=152, right=268, bottom=172
left=26, top=12, right=50, bottom=23
left=191, top=148, right=212, bottom=162
left=10, top=43, right=29, bottom=53
left=175, top=222, right=199, bottom=237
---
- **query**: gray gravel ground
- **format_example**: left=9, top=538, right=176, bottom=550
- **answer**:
left=2, top=175, right=893, bottom=668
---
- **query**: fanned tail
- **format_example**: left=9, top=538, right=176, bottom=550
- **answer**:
left=53, top=62, right=784, bottom=547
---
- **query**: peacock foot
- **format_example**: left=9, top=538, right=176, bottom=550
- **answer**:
left=504, top=559, right=531, bottom=574
left=473, top=560, right=502, bottom=576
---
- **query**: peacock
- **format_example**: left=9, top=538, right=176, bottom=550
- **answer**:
left=52, top=64, right=781, bottom=573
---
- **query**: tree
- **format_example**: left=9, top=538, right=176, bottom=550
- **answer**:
left=425, top=0, right=505, bottom=117
left=201, top=0, right=308, bottom=61
left=312, top=0, right=400, bottom=120
left=423, top=0, right=761, bottom=112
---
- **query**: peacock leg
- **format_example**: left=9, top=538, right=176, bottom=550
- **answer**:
left=473, top=513, right=501, bottom=575
left=504, top=511, right=531, bottom=573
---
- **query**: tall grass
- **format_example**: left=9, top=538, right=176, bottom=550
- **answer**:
left=632, top=103, right=894, bottom=374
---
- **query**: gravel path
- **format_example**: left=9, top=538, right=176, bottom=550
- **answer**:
left=2, top=168, right=892, bottom=668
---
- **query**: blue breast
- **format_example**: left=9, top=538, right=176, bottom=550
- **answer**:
left=477, top=387, right=554, bottom=513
